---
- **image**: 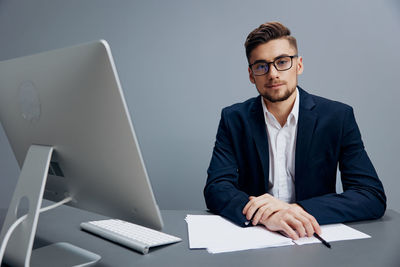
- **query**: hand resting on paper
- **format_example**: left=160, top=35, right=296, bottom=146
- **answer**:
left=242, top=194, right=321, bottom=240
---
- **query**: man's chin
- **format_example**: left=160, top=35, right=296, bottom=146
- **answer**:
left=262, top=88, right=295, bottom=103
left=262, top=93, right=290, bottom=103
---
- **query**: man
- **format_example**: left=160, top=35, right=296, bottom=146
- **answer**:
left=204, top=21, right=386, bottom=240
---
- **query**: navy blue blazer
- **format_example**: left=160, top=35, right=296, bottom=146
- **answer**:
left=204, top=87, right=386, bottom=226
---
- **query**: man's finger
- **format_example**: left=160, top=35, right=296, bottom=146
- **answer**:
left=302, top=212, right=321, bottom=235
left=286, top=215, right=306, bottom=238
left=306, top=213, right=321, bottom=234
left=292, top=203, right=321, bottom=235
left=251, top=204, right=275, bottom=225
left=293, top=212, right=314, bottom=237
left=260, top=205, right=280, bottom=223
left=250, top=205, right=264, bottom=225
left=242, top=196, right=256, bottom=215
left=280, top=221, right=299, bottom=240
left=243, top=197, right=269, bottom=220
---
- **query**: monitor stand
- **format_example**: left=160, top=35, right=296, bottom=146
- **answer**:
left=0, top=145, right=101, bottom=267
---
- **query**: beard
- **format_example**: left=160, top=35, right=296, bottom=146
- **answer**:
left=259, top=81, right=297, bottom=103
left=261, top=86, right=295, bottom=103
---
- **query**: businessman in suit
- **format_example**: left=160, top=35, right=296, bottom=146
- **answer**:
left=204, top=21, right=386, bottom=240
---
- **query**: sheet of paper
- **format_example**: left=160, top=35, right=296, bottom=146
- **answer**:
left=293, top=223, right=371, bottom=245
left=185, top=214, right=293, bottom=253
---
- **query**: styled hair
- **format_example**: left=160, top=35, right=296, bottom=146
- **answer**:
left=245, top=21, right=298, bottom=62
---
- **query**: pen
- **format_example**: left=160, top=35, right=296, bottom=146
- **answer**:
left=313, top=233, right=331, bottom=248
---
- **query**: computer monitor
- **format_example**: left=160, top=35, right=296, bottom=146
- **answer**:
left=0, top=40, right=163, bottom=266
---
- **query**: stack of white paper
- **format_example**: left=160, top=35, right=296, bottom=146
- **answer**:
left=185, top=215, right=293, bottom=253
left=185, top=214, right=371, bottom=254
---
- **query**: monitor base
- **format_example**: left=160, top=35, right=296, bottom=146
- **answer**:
left=0, top=145, right=101, bottom=266
left=31, top=242, right=101, bottom=267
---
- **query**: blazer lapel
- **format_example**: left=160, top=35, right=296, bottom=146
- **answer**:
left=295, top=87, right=318, bottom=200
left=249, top=96, right=270, bottom=193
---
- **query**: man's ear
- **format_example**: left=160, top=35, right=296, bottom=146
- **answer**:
left=248, top=67, right=255, bottom=84
left=296, top=56, right=304, bottom=75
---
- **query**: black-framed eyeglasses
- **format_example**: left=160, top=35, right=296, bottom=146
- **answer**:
left=249, top=55, right=298, bottom=76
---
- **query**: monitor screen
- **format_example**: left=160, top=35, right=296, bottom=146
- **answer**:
left=0, top=40, right=163, bottom=230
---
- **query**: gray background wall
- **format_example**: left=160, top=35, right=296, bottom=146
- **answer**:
left=0, top=0, right=399, bottom=212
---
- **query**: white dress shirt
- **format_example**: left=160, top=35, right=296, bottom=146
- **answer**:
left=261, top=88, right=299, bottom=203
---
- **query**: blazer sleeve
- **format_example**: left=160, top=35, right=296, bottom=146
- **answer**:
left=204, top=109, right=250, bottom=227
left=297, top=107, right=386, bottom=224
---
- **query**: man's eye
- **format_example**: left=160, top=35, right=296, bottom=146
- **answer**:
left=276, top=59, right=288, bottom=66
left=255, top=64, right=267, bottom=70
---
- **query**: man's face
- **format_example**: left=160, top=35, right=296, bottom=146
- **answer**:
left=248, top=38, right=303, bottom=103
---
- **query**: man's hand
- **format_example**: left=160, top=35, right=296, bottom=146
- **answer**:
left=242, top=194, right=321, bottom=239
left=242, top=194, right=290, bottom=225
left=263, top=204, right=321, bottom=240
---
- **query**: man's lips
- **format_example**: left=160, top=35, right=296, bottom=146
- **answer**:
left=266, top=83, right=284, bottom=89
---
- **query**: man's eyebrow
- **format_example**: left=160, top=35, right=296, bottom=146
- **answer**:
left=251, top=59, right=268, bottom=65
left=250, top=54, right=291, bottom=65
left=275, top=53, right=290, bottom=58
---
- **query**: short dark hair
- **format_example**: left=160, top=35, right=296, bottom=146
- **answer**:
left=245, top=21, right=298, bottom=62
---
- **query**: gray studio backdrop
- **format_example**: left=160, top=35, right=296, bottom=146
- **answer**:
left=0, top=0, right=399, bottom=212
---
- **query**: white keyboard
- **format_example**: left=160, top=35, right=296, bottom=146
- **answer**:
left=80, top=219, right=182, bottom=254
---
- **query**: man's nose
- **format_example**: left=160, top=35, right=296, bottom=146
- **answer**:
left=266, top=63, right=279, bottom=78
